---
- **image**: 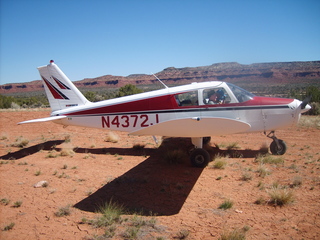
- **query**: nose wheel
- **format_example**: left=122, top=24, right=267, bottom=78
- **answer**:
left=267, top=131, right=287, bottom=155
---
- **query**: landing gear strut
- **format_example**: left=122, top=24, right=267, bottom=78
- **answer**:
left=266, top=131, right=287, bottom=155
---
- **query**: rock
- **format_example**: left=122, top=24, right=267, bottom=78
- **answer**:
left=34, top=181, right=48, bottom=188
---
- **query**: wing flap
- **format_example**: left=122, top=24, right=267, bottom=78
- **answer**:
left=18, top=116, right=66, bottom=125
left=130, top=117, right=251, bottom=137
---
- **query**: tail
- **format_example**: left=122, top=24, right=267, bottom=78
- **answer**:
left=38, top=60, right=90, bottom=112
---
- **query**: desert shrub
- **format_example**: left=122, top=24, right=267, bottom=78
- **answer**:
left=12, top=137, right=29, bottom=148
left=298, top=115, right=320, bottom=129
left=55, top=205, right=71, bottom=217
left=13, top=201, right=22, bottom=208
left=254, top=154, right=284, bottom=165
left=91, top=200, right=125, bottom=227
left=209, top=154, right=228, bottom=169
left=105, top=132, right=119, bottom=143
left=163, top=149, right=187, bottom=164
left=3, top=222, right=15, bottom=231
left=268, top=187, right=294, bottom=206
left=116, top=84, right=143, bottom=97
left=218, top=199, right=233, bottom=210
left=256, top=164, right=271, bottom=177
left=226, top=142, right=240, bottom=151
left=174, top=229, right=190, bottom=239
left=219, top=228, right=247, bottom=240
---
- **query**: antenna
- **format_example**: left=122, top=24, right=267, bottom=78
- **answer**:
left=151, top=73, right=168, bottom=89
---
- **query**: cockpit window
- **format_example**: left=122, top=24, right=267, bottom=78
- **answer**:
left=203, top=88, right=230, bottom=104
left=227, top=83, right=255, bottom=103
left=175, top=91, right=198, bottom=106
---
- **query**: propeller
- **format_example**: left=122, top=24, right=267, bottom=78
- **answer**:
left=300, top=95, right=312, bottom=109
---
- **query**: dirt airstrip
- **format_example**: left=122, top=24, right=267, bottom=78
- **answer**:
left=0, top=110, right=319, bottom=239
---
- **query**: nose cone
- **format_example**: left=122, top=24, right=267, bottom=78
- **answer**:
left=301, top=103, right=311, bottom=113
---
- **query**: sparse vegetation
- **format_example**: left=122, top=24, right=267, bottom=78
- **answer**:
left=226, top=142, right=240, bottom=151
left=219, top=228, right=247, bottom=240
left=12, top=137, right=29, bottom=148
left=1, top=198, right=10, bottom=205
left=2, top=222, right=15, bottom=231
left=268, top=187, right=294, bottom=206
left=218, top=199, right=233, bottom=210
left=254, top=154, right=284, bottom=165
left=13, top=201, right=22, bottom=208
left=105, top=131, right=119, bottom=143
left=256, top=164, right=271, bottom=177
left=46, top=150, right=59, bottom=158
left=54, top=205, right=71, bottom=217
left=210, top=154, right=228, bottom=169
left=163, top=149, right=187, bottom=164
left=174, top=229, right=190, bottom=239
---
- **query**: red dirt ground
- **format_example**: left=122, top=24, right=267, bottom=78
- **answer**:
left=0, top=110, right=319, bottom=239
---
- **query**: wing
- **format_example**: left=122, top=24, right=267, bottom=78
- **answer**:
left=130, top=117, right=251, bottom=137
left=18, top=116, right=67, bottom=125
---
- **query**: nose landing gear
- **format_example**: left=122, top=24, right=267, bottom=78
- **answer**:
left=266, top=131, right=287, bottom=155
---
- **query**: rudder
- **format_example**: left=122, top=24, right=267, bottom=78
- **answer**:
left=38, top=60, right=90, bottom=111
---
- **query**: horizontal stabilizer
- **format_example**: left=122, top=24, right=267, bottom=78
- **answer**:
left=130, top=117, right=251, bottom=137
left=18, top=116, right=66, bottom=125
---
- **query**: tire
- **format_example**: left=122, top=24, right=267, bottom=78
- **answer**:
left=190, top=148, right=210, bottom=168
left=270, top=140, right=287, bottom=155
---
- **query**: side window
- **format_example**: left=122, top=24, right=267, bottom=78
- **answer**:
left=203, top=88, right=230, bottom=104
left=175, top=91, right=198, bottom=106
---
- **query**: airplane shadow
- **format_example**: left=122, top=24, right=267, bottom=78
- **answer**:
left=74, top=138, right=203, bottom=216
left=74, top=138, right=267, bottom=216
left=0, top=140, right=65, bottom=160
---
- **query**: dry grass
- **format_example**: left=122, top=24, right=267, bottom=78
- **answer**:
left=105, top=132, right=120, bottom=143
left=268, top=187, right=295, bottom=206
left=254, top=154, right=284, bottom=165
left=59, top=142, right=75, bottom=156
left=298, top=116, right=320, bottom=129
left=11, top=137, right=29, bottom=148
left=209, top=154, right=228, bottom=169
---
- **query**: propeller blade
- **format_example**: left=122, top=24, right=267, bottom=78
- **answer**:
left=300, top=95, right=312, bottom=109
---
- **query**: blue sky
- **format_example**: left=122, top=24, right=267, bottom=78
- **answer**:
left=1, top=0, right=319, bottom=84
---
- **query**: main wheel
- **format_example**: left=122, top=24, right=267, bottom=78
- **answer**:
left=190, top=148, right=210, bottom=168
left=270, top=140, right=287, bottom=155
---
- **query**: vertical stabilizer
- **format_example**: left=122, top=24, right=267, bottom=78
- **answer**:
left=38, top=60, right=89, bottom=111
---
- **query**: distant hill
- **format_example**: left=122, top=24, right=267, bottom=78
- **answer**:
left=1, top=61, right=319, bottom=96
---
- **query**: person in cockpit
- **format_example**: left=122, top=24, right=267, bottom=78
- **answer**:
left=206, top=89, right=225, bottom=104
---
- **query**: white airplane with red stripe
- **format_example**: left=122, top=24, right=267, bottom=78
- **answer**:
left=19, top=60, right=311, bottom=167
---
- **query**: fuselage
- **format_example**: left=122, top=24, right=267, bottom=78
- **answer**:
left=50, top=81, right=307, bottom=137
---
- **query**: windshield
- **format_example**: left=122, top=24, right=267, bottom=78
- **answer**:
left=227, top=83, right=255, bottom=103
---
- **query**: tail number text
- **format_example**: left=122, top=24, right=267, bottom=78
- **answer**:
left=102, top=114, right=159, bottom=129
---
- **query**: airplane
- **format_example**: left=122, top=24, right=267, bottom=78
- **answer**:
left=18, top=60, right=311, bottom=167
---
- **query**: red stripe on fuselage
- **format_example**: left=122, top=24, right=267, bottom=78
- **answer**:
left=64, top=95, right=293, bottom=116
left=65, top=94, right=178, bottom=116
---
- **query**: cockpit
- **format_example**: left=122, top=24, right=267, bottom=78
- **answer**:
left=174, top=82, right=255, bottom=107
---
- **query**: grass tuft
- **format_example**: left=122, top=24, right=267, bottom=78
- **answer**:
left=219, top=228, right=246, bottom=240
left=254, top=154, right=284, bottom=165
left=218, top=199, right=233, bottom=210
left=3, top=222, right=15, bottom=231
left=54, top=205, right=71, bottom=217
left=12, top=137, right=29, bottom=148
left=268, top=187, right=294, bottom=206
left=163, top=149, right=187, bottom=164
left=105, top=132, right=119, bottom=143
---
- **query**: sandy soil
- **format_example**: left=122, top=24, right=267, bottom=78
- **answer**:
left=0, top=110, right=319, bottom=239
